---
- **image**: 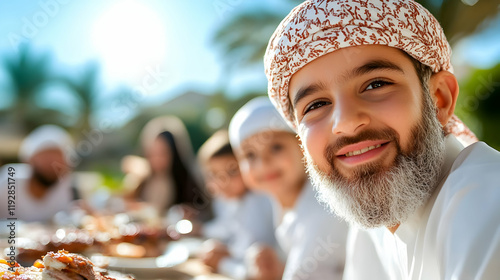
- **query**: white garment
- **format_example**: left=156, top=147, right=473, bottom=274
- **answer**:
left=343, top=226, right=402, bottom=279
left=202, top=191, right=276, bottom=279
left=275, top=180, right=349, bottom=280
left=0, top=163, right=74, bottom=223
left=203, top=197, right=240, bottom=242
left=344, top=135, right=500, bottom=280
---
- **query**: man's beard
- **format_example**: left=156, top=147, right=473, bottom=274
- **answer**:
left=305, top=92, right=446, bottom=229
left=32, top=167, right=59, bottom=189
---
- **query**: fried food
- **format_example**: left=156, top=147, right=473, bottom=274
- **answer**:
left=1, top=250, right=135, bottom=280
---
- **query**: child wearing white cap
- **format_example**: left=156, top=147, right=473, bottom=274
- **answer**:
left=228, top=96, right=349, bottom=280
left=197, top=130, right=276, bottom=280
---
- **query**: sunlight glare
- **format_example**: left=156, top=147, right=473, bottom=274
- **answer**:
left=91, top=1, right=167, bottom=87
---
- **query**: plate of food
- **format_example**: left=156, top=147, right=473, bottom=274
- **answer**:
left=90, top=239, right=196, bottom=279
left=0, top=250, right=135, bottom=280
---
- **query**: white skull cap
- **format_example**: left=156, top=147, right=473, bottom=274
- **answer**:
left=228, top=96, right=295, bottom=149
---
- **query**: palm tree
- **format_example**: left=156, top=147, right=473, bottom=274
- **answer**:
left=1, top=44, right=66, bottom=133
left=59, top=62, right=100, bottom=136
left=212, top=9, right=288, bottom=71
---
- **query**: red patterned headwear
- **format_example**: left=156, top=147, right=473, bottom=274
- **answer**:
left=264, top=0, right=477, bottom=145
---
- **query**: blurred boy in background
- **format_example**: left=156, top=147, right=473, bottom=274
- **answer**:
left=197, top=129, right=276, bottom=280
left=229, top=97, right=349, bottom=280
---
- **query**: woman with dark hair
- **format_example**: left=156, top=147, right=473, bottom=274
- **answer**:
left=122, top=115, right=211, bottom=224
left=133, top=130, right=206, bottom=215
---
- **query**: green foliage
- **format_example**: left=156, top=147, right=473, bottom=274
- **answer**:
left=3, top=44, right=51, bottom=96
left=1, top=44, right=101, bottom=138
left=1, top=44, right=67, bottom=133
left=212, top=10, right=285, bottom=70
left=418, top=0, right=500, bottom=44
left=99, top=170, right=125, bottom=192
left=456, top=63, right=500, bottom=151
left=58, top=62, right=101, bottom=136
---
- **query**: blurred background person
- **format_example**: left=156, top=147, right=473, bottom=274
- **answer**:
left=0, top=124, right=78, bottom=222
left=229, top=97, right=349, bottom=280
left=122, top=115, right=210, bottom=221
left=197, top=129, right=276, bottom=279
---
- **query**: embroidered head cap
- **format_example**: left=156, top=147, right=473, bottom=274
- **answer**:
left=264, top=0, right=477, bottom=145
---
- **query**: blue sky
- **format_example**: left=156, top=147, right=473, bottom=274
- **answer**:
left=0, top=1, right=297, bottom=125
left=0, top=0, right=499, bottom=127
left=1, top=1, right=228, bottom=97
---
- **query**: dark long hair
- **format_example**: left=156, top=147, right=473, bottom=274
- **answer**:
left=156, top=131, right=201, bottom=206
left=135, top=130, right=211, bottom=218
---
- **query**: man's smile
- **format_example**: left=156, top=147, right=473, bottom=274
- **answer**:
left=335, top=140, right=391, bottom=166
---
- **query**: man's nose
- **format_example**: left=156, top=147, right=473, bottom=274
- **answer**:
left=255, top=153, right=273, bottom=170
left=331, top=96, right=370, bottom=136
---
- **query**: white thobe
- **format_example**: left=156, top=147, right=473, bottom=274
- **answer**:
left=275, top=180, right=349, bottom=280
left=203, top=191, right=276, bottom=279
left=344, top=135, right=500, bottom=280
left=0, top=163, right=74, bottom=223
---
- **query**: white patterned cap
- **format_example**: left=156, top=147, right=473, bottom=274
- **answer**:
left=264, top=0, right=477, bottom=145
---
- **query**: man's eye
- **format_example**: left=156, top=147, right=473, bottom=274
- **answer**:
left=304, top=100, right=329, bottom=114
left=365, top=80, right=393, bottom=90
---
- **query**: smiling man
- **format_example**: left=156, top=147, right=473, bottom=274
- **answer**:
left=264, top=0, right=500, bottom=279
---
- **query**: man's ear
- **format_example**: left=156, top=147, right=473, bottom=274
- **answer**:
left=429, top=71, right=459, bottom=126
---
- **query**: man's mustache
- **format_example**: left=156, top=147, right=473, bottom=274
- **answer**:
left=325, top=128, right=401, bottom=161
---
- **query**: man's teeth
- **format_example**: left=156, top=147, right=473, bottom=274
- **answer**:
left=345, top=144, right=382, bottom=157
